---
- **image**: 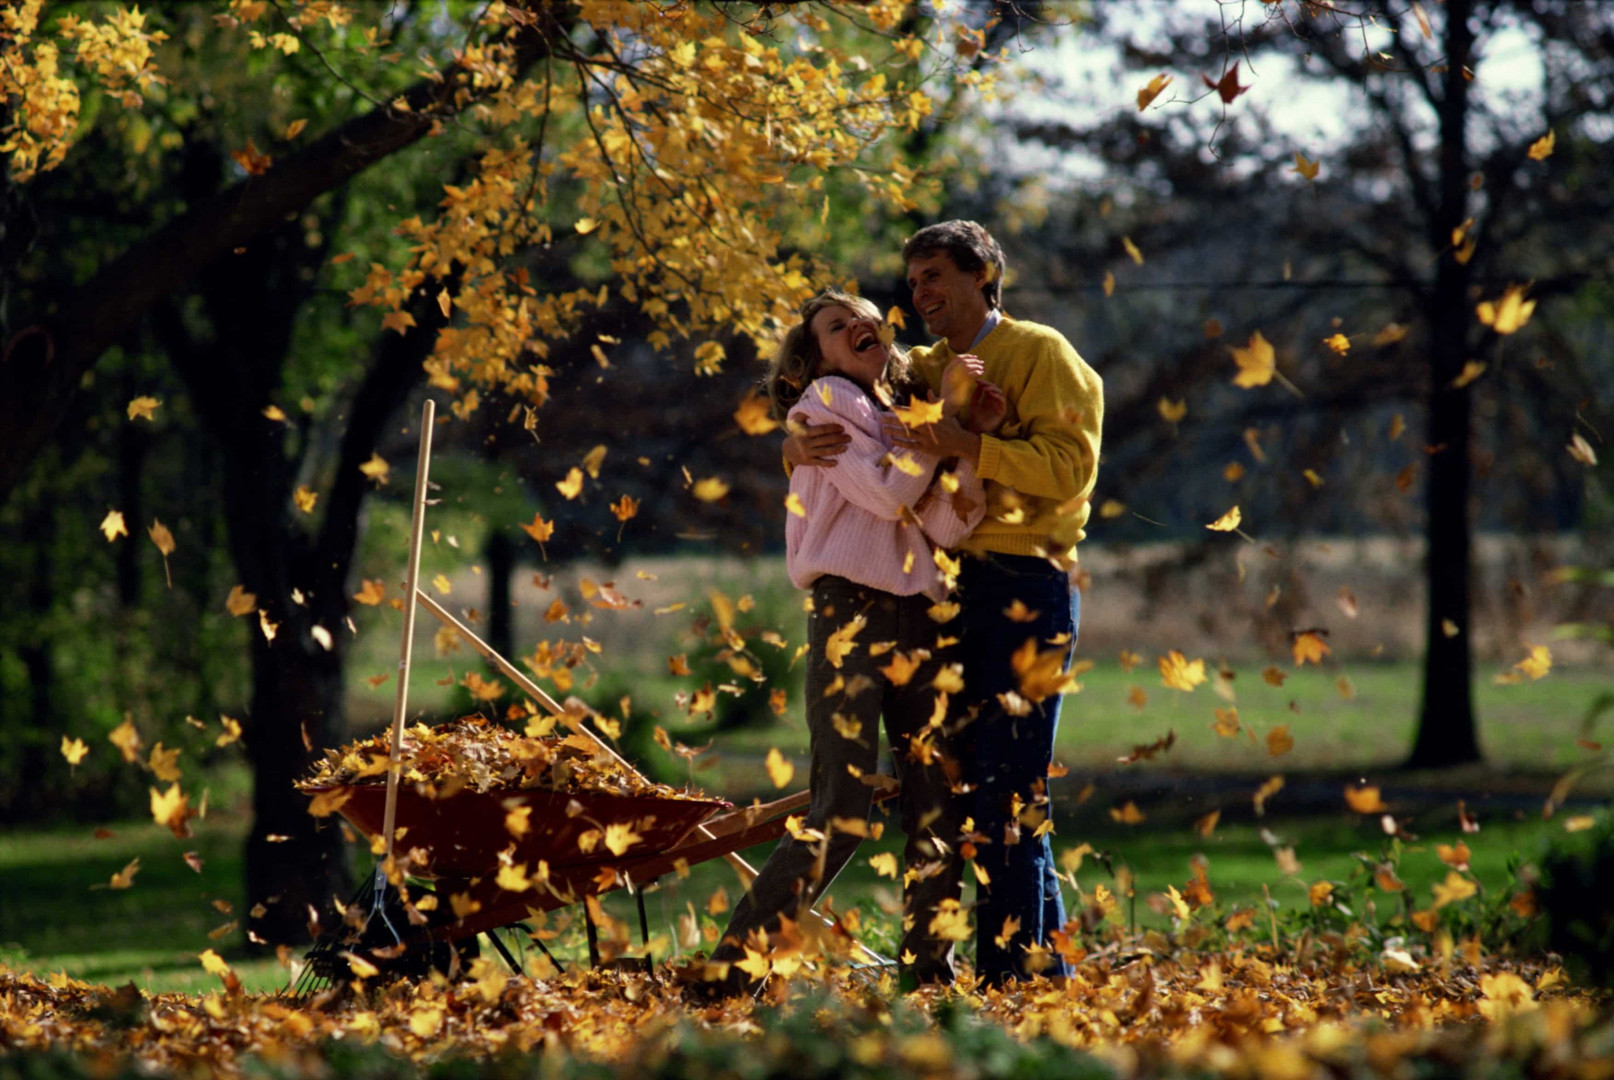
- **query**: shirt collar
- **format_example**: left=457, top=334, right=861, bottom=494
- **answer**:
left=967, top=309, right=1002, bottom=352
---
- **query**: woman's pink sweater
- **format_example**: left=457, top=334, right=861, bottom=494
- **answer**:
left=785, top=376, right=986, bottom=602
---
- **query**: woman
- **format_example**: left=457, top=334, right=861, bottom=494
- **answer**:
left=701, top=289, right=1007, bottom=997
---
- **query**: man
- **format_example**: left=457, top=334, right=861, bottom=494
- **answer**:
left=785, top=220, right=1102, bottom=986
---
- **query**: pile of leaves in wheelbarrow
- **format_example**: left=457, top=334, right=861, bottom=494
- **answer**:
left=296, top=715, right=706, bottom=802
left=1, top=949, right=1609, bottom=1080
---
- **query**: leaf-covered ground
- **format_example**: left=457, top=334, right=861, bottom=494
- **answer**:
left=3, top=948, right=1609, bottom=1079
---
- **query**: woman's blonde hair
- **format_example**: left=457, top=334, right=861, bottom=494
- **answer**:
left=764, top=289, right=914, bottom=420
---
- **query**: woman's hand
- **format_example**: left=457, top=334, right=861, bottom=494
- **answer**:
left=881, top=413, right=982, bottom=468
left=782, top=417, right=850, bottom=467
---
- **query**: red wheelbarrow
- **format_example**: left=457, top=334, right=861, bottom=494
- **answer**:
left=293, top=402, right=883, bottom=993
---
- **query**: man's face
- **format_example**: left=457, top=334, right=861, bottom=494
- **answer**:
left=906, top=250, right=989, bottom=345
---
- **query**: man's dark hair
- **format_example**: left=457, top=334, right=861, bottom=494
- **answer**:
left=902, top=220, right=1007, bottom=310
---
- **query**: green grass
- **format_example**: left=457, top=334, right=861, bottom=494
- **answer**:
left=1, top=790, right=1580, bottom=992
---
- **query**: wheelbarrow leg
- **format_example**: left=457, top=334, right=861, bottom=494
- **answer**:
left=583, top=902, right=601, bottom=968
left=636, top=881, right=654, bottom=974
left=487, top=929, right=524, bottom=977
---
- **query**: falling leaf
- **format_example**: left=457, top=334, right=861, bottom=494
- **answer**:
left=1452, top=360, right=1486, bottom=388
left=1262, top=666, right=1286, bottom=687
left=358, top=453, right=390, bottom=484
left=1475, top=285, right=1536, bottom=334
left=1323, top=333, right=1350, bottom=355
left=216, top=715, right=242, bottom=748
left=603, top=822, right=642, bottom=856
left=283, top=118, right=308, bottom=140
left=1230, top=331, right=1276, bottom=388
left=99, top=510, right=128, bottom=542
left=1206, top=506, right=1242, bottom=532
left=692, top=477, right=730, bottom=502
left=823, top=614, right=867, bottom=669
left=1513, top=644, right=1552, bottom=680
left=293, top=486, right=318, bottom=513
left=765, top=747, right=794, bottom=789
left=1253, top=774, right=1285, bottom=814
left=108, top=857, right=140, bottom=889
left=580, top=444, right=608, bottom=479
left=353, top=579, right=386, bottom=606
left=1373, top=323, right=1409, bottom=346
left=1102, top=271, right=1115, bottom=297
left=1292, top=152, right=1320, bottom=180
left=1136, top=72, right=1172, bottom=110
left=785, top=493, right=807, bottom=518
left=1121, top=236, right=1144, bottom=265
left=1110, top=800, right=1145, bottom=825
left=1564, top=815, right=1596, bottom=833
left=1527, top=129, right=1555, bottom=161
left=1438, top=841, right=1472, bottom=871
left=109, top=719, right=142, bottom=763
left=126, top=396, right=160, bottom=421
left=1157, top=397, right=1186, bottom=423
left=1567, top=433, right=1598, bottom=465
left=1345, top=785, right=1387, bottom=813
left=1211, top=707, right=1240, bottom=738
left=868, top=852, right=899, bottom=878
left=1195, top=810, right=1220, bottom=837
left=380, top=310, right=415, bottom=335
left=1159, top=650, right=1206, bottom=692
left=733, top=392, right=779, bottom=435
left=1266, top=725, right=1295, bottom=757
left=1292, top=631, right=1331, bottom=666
left=893, top=397, right=944, bottom=428
left=555, top=467, right=585, bottom=500
left=574, top=216, right=599, bottom=235
left=1202, top=61, right=1250, bottom=104
left=150, top=783, right=193, bottom=838
left=60, top=736, right=89, bottom=768
left=147, top=743, right=182, bottom=782
left=306, top=788, right=351, bottom=818
left=1431, top=870, right=1477, bottom=909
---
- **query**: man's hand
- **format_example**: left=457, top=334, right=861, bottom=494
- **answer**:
left=881, top=413, right=982, bottom=468
left=783, top=417, right=850, bottom=467
left=965, top=379, right=1014, bottom=434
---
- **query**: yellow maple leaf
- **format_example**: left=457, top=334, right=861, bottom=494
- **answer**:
left=358, top=453, right=389, bottom=484
left=1230, top=330, right=1276, bottom=388
left=733, top=391, right=778, bottom=436
left=1012, top=637, right=1079, bottom=701
left=1452, top=360, right=1486, bottom=388
left=1159, top=650, right=1206, bottom=692
left=109, top=718, right=142, bottom=763
left=147, top=742, right=182, bottom=782
left=520, top=514, right=555, bottom=548
left=1196, top=809, right=1221, bottom=838
left=1345, top=785, right=1387, bottom=813
left=150, top=783, right=192, bottom=838
left=1513, top=644, right=1552, bottom=680
left=148, top=519, right=175, bottom=557
left=293, top=485, right=317, bottom=513
left=1206, top=506, right=1241, bottom=532
left=1121, top=235, right=1144, bottom=265
left=603, top=821, right=642, bottom=856
left=226, top=584, right=258, bottom=615
left=1323, top=332, right=1350, bottom=354
left=764, top=747, right=794, bottom=789
left=99, top=510, right=128, bottom=542
left=1431, top=869, right=1477, bottom=909
left=1526, top=129, right=1554, bottom=161
left=61, top=736, right=89, bottom=767
left=408, top=1008, right=444, bottom=1039
left=126, top=396, right=160, bottom=421
left=1110, top=800, right=1145, bottom=825
left=352, top=579, right=386, bottom=606
left=199, top=948, right=231, bottom=977
left=108, top=857, right=140, bottom=889
left=1157, top=397, right=1186, bottom=423
left=823, top=613, right=866, bottom=669
left=216, top=715, right=242, bottom=748
left=892, top=397, right=944, bottom=428
left=283, top=118, right=308, bottom=140
left=581, top=444, right=607, bottom=479
left=785, top=492, right=806, bottom=518
left=1475, top=284, right=1536, bottom=335
left=692, top=477, right=730, bottom=502
left=1102, top=271, right=1115, bottom=297
left=1266, top=725, right=1295, bottom=757
left=1292, top=631, right=1331, bottom=666
left=380, top=310, right=415, bottom=335
left=1136, top=72, right=1171, bottom=110
left=555, top=467, right=585, bottom=500
left=880, top=649, right=925, bottom=687
left=1292, top=151, right=1320, bottom=180
left=927, top=899, right=973, bottom=941
left=495, top=862, right=531, bottom=893
left=1568, top=433, right=1597, bottom=465
left=306, top=788, right=351, bottom=818
left=1211, top=706, right=1240, bottom=737
left=868, top=852, right=899, bottom=878
left=504, top=804, right=531, bottom=837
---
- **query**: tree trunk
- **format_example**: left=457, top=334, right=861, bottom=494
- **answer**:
left=243, top=630, right=353, bottom=947
left=1407, top=0, right=1482, bottom=768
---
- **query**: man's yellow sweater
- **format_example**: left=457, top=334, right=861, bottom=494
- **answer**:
left=909, top=315, right=1103, bottom=562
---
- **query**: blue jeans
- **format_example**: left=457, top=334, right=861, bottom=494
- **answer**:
left=958, top=554, right=1079, bottom=985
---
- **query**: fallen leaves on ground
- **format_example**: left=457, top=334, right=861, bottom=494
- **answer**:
left=0, top=948, right=1598, bottom=1080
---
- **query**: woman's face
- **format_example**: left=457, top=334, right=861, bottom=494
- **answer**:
left=810, top=304, right=887, bottom=391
